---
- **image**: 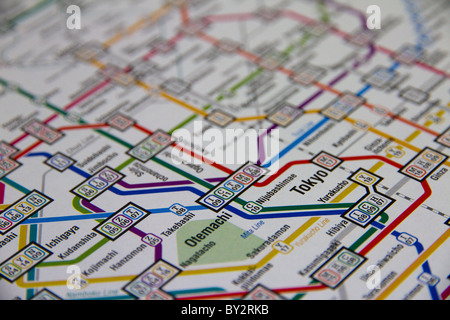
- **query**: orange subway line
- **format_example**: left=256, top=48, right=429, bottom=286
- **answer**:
left=180, top=4, right=190, bottom=25
left=13, top=140, right=43, bottom=160
left=363, top=102, right=440, bottom=137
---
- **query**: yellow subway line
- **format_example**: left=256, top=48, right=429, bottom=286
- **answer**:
left=16, top=275, right=135, bottom=289
left=376, top=228, right=450, bottom=300
left=179, top=217, right=320, bottom=276
left=103, top=4, right=172, bottom=48
left=304, top=109, right=322, bottom=114
left=180, top=161, right=385, bottom=276
left=160, top=92, right=209, bottom=117
left=234, top=115, right=267, bottom=122
left=89, top=58, right=106, bottom=70
left=405, top=130, right=421, bottom=143
left=424, top=110, right=445, bottom=127
left=232, top=109, right=321, bottom=123
left=332, top=162, right=384, bottom=203
left=135, top=80, right=209, bottom=117
left=345, top=118, right=422, bottom=153
left=19, top=225, right=28, bottom=250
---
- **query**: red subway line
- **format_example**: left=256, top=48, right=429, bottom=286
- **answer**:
left=58, top=123, right=109, bottom=131
left=133, top=123, right=234, bottom=174
left=176, top=283, right=327, bottom=300
left=255, top=155, right=402, bottom=187
left=12, top=140, right=43, bottom=160
left=9, top=79, right=111, bottom=146
left=358, top=179, right=432, bottom=256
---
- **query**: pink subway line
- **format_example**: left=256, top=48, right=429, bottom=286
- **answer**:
left=142, top=32, right=185, bottom=61
left=441, top=285, right=450, bottom=300
left=204, top=12, right=255, bottom=23
left=10, top=133, right=28, bottom=146
left=44, top=79, right=111, bottom=124
left=80, top=198, right=162, bottom=260
left=201, top=5, right=448, bottom=78
left=0, top=182, right=5, bottom=204
left=9, top=79, right=111, bottom=146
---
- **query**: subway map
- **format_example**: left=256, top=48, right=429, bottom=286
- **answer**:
left=0, top=0, right=449, bottom=301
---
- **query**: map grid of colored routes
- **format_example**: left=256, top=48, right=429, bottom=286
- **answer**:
left=0, top=0, right=449, bottom=300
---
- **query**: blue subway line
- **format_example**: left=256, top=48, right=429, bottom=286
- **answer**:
left=356, top=61, right=401, bottom=97
left=386, top=230, right=439, bottom=299
left=263, top=117, right=330, bottom=168
left=25, top=152, right=347, bottom=220
left=22, top=205, right=208, bottom=224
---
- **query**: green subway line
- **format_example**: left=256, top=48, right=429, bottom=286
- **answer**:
left=317, top=1, right=331, bottom=23
left=9, top=0, right=57, bottom=25
left=293, top=212, right=389, bottom=299
left=281, top=43, right=297, bottom=57
left=171, top=287, right=226, bottom=297
left=115, top=157, right=135, bottom=171
left=4, top=79, right=134, bottom=150
left=293, top=279, right=320, bottom=300
left=299, top=33, right=311, bottom=46
left=151, top=157, right=214, bottom=189
left=348, top=212, right=389, bottom=251
left=0, top=177, right=31, bottom=194
left=81, top=295, right=133, bottom=300
left=348, top=227, right=378, bottom=252
left=230, top=68, right=264, bottom=93
left=95, top=130, right=133, bottom=149
left=16, top=87, right=35, bottom=101
left=72, top=197, right=91, bottom=214
left=168, top=65, right=264, bottom=134
left=261, top=203, right=353, bottom=212
left=45, top=101, right=68, bottom=116
left=38, top=238, right=110, bottom=267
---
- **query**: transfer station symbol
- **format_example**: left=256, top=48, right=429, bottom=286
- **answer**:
left=312, top=152, right=342, bottom=171
left=436, top=128, right=450, bottom=147
left=142, top=233, right=162, bottom=247
left=108, top=113, right=135, bottom=131
left=243, top=285, right=282, bottom=300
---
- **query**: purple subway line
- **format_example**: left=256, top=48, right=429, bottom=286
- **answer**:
left=0, top=182, right=4, bottom=205
left=256, top=69, right=348, bottom=165
left=325, top=0, right=368, bottom=30
left=256, top=1, right=379, bottom=165
left=81, top=198, right=104, bottom=213
left=130, top=227, right=162, bottom=260
left=80, top=198, right=163, bottom=260
left=116, top=177, right=225, bottom=189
